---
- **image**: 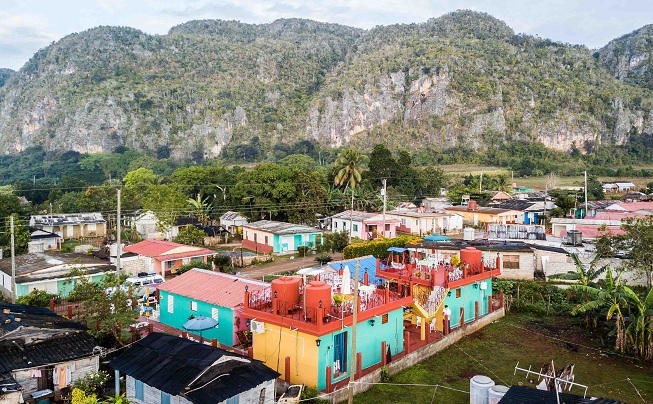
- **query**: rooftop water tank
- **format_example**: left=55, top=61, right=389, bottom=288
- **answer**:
left=305, top=280, right=331, bottom=315
left=460, top=247, right=483, bottom=268
left=488, top=385, right=509, bottom=404
left=470, top=375, right=495, bottom=404
left=271, top=277, right=301, bottom=315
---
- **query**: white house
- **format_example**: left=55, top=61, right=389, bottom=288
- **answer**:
left=330, top=210, right=401, bottom=239
left=219, top=211, right=248, bottom=234
left=385, top=211, right=463, bottom=235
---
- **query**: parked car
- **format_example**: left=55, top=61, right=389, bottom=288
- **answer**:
left=106, top=272, right=164, bottom=297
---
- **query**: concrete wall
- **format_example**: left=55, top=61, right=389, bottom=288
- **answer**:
left=323, top=307, right=505, bottom=403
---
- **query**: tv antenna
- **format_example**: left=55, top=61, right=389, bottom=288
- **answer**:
left=514, top=360, right=588, bottom=404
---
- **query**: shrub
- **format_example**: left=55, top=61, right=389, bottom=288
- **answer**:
left=297, top=246, right=310, bottom=257
left=71, top=370, right=109, bottom=397
left=17, top=289, right=58, bottom=307
left=343, top=235, right=421, bottom=259
left=315, top=254, right=333, bottom=265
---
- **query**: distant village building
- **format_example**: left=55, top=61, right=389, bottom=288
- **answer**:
left=241, top=220, right=323, bottom=253
left=330, top=210, right=400, bottom=239
left=29, top=213, right=107, bottom=240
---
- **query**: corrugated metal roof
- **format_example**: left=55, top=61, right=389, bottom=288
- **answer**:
left=157, top=269, right=268, bottom=308
left=499, top=385, right=623, bottom=403
left=109, top=333, right=279, bottom=403
left=220, top=211, right=247, bottom=221
left=0, top=303, right=98, bottom=373
left=243, top=220, right=320, bottom=235
left=445, top=206, right=517, bottom=214
left=123, top=240, right=215, bottom=261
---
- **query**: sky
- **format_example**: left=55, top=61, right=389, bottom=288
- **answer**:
left=1, top=0, right=652, bottom=70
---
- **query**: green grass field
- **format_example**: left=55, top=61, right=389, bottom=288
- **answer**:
left=354, top=313, right=653, bottom=403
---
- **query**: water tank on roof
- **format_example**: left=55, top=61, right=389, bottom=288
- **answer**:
left=488, top=385, right=509, bottom=404
left=271, top=277, right=301, bottom=315
left=460, top=247, right=483, bottom=270
left=468, top=200, right=478, bottom=211
left=470, top=375, right=495, bottom=404
left=567, top=230, right=582, bottom=246
left=305, top=280, right=331, bottom=315
left=463, top=227, right=475, bottom=241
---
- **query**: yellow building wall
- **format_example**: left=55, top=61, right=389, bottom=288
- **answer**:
left=252, top=322, right=319, bottom=388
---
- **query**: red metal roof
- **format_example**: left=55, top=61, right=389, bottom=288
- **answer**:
left=562, top=225, right=625, bottom=239
left=123, top=240, right=215, bottom=261
left=157, top=269, right=269, bottom=308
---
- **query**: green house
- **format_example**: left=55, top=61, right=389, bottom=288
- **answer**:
left=158, top=269, right=270, bottom=347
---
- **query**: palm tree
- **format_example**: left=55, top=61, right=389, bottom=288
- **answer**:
left=571, top=268, right=629, bottom=353
left=333, top=148, right=362, bottom=240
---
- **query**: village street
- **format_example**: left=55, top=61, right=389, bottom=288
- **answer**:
left=234, top=252, right=344, bottom=280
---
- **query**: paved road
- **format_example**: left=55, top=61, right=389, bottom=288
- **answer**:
left=235, top=252, right=343, bottom=281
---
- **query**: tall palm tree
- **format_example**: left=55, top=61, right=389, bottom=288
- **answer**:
left=333, top=148, right=362, bottom=240
left=572, top=268, right=629, bottom=353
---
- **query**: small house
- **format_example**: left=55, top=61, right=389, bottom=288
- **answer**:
left=121, top=240, right=215, bottom=280
left=385, top=210, right=462, bottom=235
left=220, top=211, right=248, bottom=234
left=157, top=269, right=269, bottom=347
left=241, top=220, right=323, bottom=254
left=27, top=227, right=61, bottom=253
left=110, top=332, right=279, bottom=404
left=0, top=303, right=101, bottom=403
left=330, top=210, right=400, bottom=239
left=445, top=202, right=523, bottom=226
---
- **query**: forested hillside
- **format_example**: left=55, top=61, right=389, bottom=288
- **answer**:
left=0, top=10, right=652, bottom=161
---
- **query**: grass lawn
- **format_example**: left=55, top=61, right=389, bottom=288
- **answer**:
left=354, top=313, right=653, bottom=403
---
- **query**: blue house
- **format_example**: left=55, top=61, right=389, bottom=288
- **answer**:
left=242, top=220, right=323, bottom=254
left=158, top=269, right=269, bottom=347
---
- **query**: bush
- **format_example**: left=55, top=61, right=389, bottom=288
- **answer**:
left=17, top=289, right=58, bottom=307
left=343, top=235, right=422, bottom=259
left=71, top=370, right=109, bottom=397
left=314, top=254, right=333, bottom=265
left=176, top=259, right=212, bottom=275
left=297, top=246, right=310, bottom=257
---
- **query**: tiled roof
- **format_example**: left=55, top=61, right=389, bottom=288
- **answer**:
left=157, top=269, right=269, bottom=308
left=616, top=201, right=653, bottom=212
left=243, top=220, right=320, bottom=235
left=109, top=333, right=279, bottom=403
left=123, top=240, right=215, bottom=261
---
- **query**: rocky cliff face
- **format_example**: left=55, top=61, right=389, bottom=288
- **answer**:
left=0, top=11, right=652, bottom=158
left=598, top=24, right=653, bottom=89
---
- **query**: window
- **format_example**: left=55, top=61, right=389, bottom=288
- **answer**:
left=334, top=221, right=338, bottom=229
left=353, top=224, right=358, bottom=232
left=333, top=331, right=348, bottom=376
left=167, top=295, right=174, bottom=313
left=503, top=254, right=520, bottom=269
left=135, top=380, right=144, bottom=401
left=182, top=258, right=190, bottom=265
left=165, top=261, right=174, bottom=270
left=381, top=313, right=389, bottom=324
left=226, top=395, right=239, bottom=404
left=190, top=301, right=197, bottom=311
left=456, top=288, right=461, bottom=298
left=211, top=308, right=219, bottom=321
left=385, top=224, right=390, bottom=231
left=161, top=391, right=170, bottom=404
left=264, top=235, right=268, bottom=244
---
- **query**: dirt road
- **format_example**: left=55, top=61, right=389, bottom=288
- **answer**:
left=235, top=252, right=343, bottom=281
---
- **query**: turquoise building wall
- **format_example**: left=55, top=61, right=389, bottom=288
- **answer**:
left=444, top=279, right=492, bottom=327
left=16, top=274, right=106, bottom=298
left=159, top=290, right=235, bottom=346
left=315, top=308, right=404, bottom=390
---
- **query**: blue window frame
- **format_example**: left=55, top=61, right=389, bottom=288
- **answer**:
left=134, top=380, right=144, bottom=401
left=333, top=331, right=348, bottom=376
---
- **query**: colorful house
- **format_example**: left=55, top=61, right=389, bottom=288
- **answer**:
left=243, top=274, right=413, bottom=391
left=241, top=220, right=323, bottom=254
left=330, top=210, right=400, bottom=239
left=121, top=240, right=215, bottom=280
left=29, top=212, right=107, bottom=240
left=110, top=332, right=279, bottom=404
left=158, top=269, right=268, bottom=347
left=376, top=245, right=500, bottom=340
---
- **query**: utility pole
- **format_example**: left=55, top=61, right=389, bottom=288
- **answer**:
left=584, top=171, right=588, bottom=219
left=10, top=215, right=16, bottom=303
left=347, top=259, right=360, bottom=404
left=382, top=179, right=387, bottom=238
left=116, top=188, right=122, bottom=275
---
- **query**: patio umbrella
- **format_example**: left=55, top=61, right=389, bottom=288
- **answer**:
left=183, top=315, right=218, bottom=343
left=342, top=265, right=351, bottom=295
